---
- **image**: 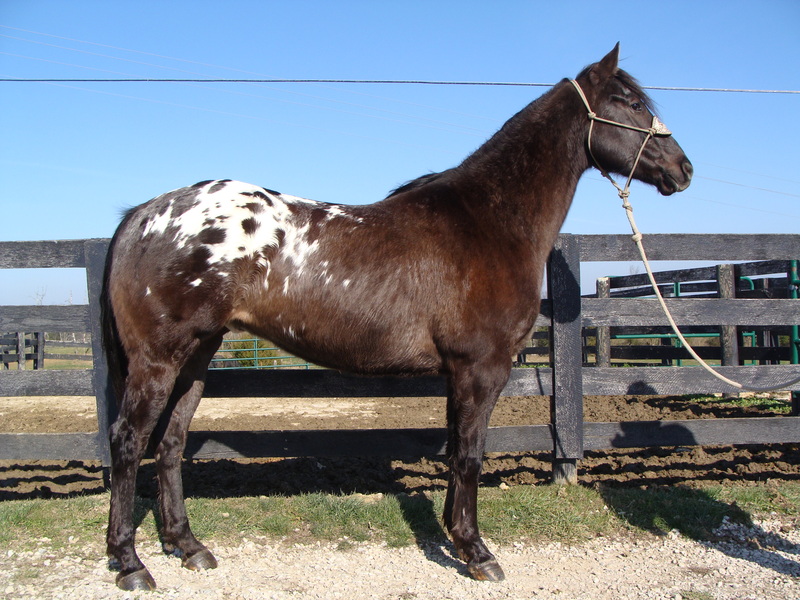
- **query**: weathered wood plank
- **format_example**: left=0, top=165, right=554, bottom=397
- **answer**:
left=0, top=240, right=97, bottom=269
left=605, top=261, right=793, bottom=291
left=0, top=369, right=94, bottom=396
left=84, top=239, right=114, bottom=466
left=582, top=298, right=800, bottom=327
left=584, top=417, right=800, bottom=450
left=0, top=305, right=90, bottom=332
left=608, top=266, right=719, bottom=289
left=577, top=234, right=800, bottom=262
left=184, top=424, right=554, bottom=460
left=584, top=365, right=800, bottom=395
left=0, top=432, right=102, bottom=460
left=204, top=369, right=446, bottom=398
left=204, top=367, right=553, bottom=399
left=548, top=236, right=583, bottom=483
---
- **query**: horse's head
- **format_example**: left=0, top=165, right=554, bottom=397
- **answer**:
left=572, top=44, right=693, bottom=196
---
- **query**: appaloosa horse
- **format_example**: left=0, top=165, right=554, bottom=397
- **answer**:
left=102, top=44, right=692, bottom=589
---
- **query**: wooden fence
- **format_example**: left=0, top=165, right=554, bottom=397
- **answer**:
left=591, top=259, right=798, bottom=367
left=1, top=235, right=799, bottom=483
left=1, top=332, right=92, bottom=370
left=1, top=332, right=44, bottom=369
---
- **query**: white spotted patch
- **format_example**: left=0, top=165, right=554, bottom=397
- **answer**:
left=324, top=204, right=364, bottom=223
left=139, top=180, right=366, bottom=294
left=279, top=222, right=319, bottom=276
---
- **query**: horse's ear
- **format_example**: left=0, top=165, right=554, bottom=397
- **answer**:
left=589, top=43, right=620, bottom=85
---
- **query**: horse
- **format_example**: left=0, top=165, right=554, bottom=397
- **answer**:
left=101, top=44, right=692, bottom=590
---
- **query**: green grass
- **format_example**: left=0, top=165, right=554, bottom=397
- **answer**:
left=2, top=481, right=798, bottom=553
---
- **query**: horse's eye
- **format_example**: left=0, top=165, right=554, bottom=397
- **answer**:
left=631, top=102, right=643, bottom=112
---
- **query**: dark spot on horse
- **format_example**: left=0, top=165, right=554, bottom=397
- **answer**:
left=241, top=190, right=274, bottom=206
left=198, top=227, right=226, bottom=245
left=202, top=218, right=217, bottom=227
left=262, top=188, right=281, bottom=197
left=274, top=229, right=286, bottom=246
left=243, top=202, right=264, bottom=214
left=208, top=180, right=232, bottom=194
left=310, top=208, right=329, bottom=228
left=187, top=246, right=212, bottom=272
left=238, top=246, right=246, bottom=252
left=242, top=218, right=259, bottom=235
left=192, top=180, right=214, bottom=189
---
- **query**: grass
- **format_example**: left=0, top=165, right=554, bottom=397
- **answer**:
left=2, top=480, right=798, bottom=554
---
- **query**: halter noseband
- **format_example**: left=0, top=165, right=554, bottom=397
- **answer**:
left=570, top=78, right=672, bottom=201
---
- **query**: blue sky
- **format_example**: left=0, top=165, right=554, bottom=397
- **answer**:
left=1, top=1, right=798, bottom=305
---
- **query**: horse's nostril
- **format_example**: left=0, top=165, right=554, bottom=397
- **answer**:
left=683, top=160, right=694, bottom=180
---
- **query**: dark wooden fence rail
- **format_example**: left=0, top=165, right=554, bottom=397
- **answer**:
left=1, top=235, right=800, bottom=483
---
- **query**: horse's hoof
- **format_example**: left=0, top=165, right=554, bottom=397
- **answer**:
left=116, top=568, right=157, bottom=591
left=468, top=558, right=506, bottom=581
left=183, top=548, right=218, bottom=571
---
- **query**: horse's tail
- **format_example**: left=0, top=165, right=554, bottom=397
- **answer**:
left=101, top=213, right=134, bottom=409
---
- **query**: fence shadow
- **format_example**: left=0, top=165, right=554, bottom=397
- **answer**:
left=599, top=484, right=800, bottom=577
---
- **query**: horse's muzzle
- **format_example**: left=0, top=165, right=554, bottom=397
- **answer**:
left=662, top=158, right=693, bottom=195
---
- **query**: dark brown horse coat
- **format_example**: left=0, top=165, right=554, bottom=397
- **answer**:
left=102, top=45, right=692, bottom=589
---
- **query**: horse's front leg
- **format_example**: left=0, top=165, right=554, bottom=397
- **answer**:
left=443, top=357, right=510, bottom=581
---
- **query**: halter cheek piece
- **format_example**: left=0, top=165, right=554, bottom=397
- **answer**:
left=569, top=79, right=672, bottom=201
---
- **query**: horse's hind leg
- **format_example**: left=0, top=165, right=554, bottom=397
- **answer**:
left=152, top=333, right=223, bottom=572
left=443, top=356, right=510, bottom=582
left=106, top=360, right=181, bottom=590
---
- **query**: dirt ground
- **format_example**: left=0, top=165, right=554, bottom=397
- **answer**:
left=1, top=393, right=799, bottom=501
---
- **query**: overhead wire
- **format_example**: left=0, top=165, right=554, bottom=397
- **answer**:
left=2, top=25, right=798, bottom=199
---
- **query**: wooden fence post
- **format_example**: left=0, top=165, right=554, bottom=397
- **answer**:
left=16, top=332, right=26, bottom=370
left=717, top=264, right=739, bottom=398
left=548, top=235, right=584, bottom=484
left=595, top=277, right=611, bottom=367
left=84, top=240, right=115, bottom=470
left=34, top=331, right=45, bottom=369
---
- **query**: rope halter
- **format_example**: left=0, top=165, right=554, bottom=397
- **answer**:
left=569, top=79, right=671, bottom=207
left=571, top=78, right=800, bottom=393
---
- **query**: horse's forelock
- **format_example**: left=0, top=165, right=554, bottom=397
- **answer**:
left=576, top=63, right=658, bottom=116
left=614, top=69, right=657, bottom=115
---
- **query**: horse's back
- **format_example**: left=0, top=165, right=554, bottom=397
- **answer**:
left=106, top=179, right=454, bottom=372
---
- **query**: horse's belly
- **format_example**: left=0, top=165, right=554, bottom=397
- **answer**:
left=227, top=310, right=442, bottom=376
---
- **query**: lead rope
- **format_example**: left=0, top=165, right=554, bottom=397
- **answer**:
left=570, top=79, right=800, bottom=393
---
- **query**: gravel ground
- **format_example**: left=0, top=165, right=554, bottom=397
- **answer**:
left=2, top=517, right=799, bottom=600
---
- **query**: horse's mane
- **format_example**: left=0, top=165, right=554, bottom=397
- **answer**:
left=387, top=67, right=656, bottom=201
left=386, top=170, right=452, bottom=198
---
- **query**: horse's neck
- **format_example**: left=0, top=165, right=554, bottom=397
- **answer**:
left=455, top=86, right=588, bottom=252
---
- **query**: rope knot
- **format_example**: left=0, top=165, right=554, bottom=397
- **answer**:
left=631, top=232, right=643, bottom=242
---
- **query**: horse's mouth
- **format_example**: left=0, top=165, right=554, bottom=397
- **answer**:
left=659, top=163, right=693, bottom=196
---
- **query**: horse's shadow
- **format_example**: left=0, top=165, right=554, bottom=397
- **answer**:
left=127, top=455, right=472, bottom=574
left=599, top=417, right=800, bottom=578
